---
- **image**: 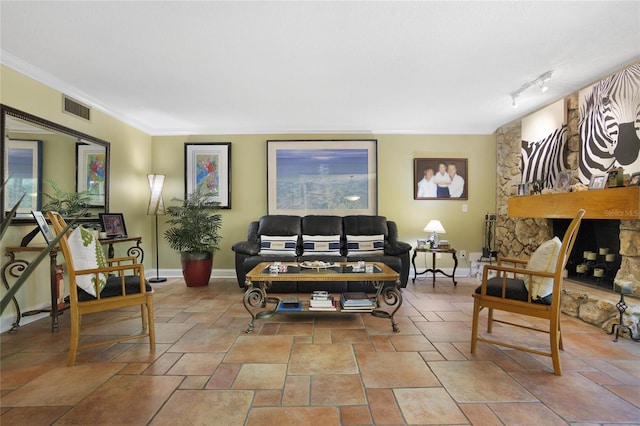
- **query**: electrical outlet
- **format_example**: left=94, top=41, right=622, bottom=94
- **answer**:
left=460, top=250, right=466, bottom=259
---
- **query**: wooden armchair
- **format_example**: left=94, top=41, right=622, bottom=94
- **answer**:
left=47, top=211, right=155, bottom=366
left=471, top=209, right=584, bottom=375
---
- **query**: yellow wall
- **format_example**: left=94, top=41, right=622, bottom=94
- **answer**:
left=1, top=64, right=496, bottom=329
left=152, top=133, right=497, bottom=272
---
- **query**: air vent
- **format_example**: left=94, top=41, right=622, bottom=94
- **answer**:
left=62, top=95, right=91, bottom=121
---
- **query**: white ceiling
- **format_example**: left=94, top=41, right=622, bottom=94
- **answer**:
left=1, top=1, right=639, bottom=136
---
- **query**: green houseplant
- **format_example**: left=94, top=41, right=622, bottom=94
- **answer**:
left=164, top=189, right=222, bottom=287
left=41, top=178, right=91, bottom=216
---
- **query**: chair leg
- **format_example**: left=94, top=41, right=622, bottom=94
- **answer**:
left=471, top=299, right=480, bottom=353
left=67, top=310, right=80, bottom=367
left=549, top=316, right=562, bottom=376
left=146, top=295, right=156, bottom=350
left=141, top=305, right=147, bottom=330
left=487, top=308, right=494, bottom=333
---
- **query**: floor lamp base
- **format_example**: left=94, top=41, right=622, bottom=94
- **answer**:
left=149, top=277, right=167, bottom=283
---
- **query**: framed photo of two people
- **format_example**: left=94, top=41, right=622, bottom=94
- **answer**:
left=414, top=158, right=468, bottom=200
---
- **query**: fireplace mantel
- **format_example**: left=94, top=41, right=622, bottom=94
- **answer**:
left=508, top=186, right=640, bottom=219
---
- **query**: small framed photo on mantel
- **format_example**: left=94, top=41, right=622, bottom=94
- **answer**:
left=588, top=174, right=607, bottom=190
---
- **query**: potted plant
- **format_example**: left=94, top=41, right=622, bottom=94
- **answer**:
left=164, top=189, right=222, bottom=287
left=42, top=178, right=91, bottom=216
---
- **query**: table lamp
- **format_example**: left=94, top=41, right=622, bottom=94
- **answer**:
left=424, top=220, right=446, bottom=248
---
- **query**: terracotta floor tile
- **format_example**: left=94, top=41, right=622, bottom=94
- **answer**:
left=429, top=360, right=536, bottom=403
left=331, top=328, right=370, bottom=344
left=143, top=352, right=182, bottom=375
left=0, top=406, right=70, bottom=425
left=206, top=363, right=241, bottom=389
left=310, top=375, right=366, bottom=405
left=168, top=328, right=239, bottom=353
left=289, top=343, right=357, bottom=375
left=253, top=389, right=282, bottom=406
left=167, top=352, right=224, bottom=375
left=180, top=375, right=211, bottom=389
left=0, top=352, right=68, bottom=390
left=151, top=322, right=196, bottom=344
left=604, top=385, right=640, bottom=407
left=232, top=363, right=287, bottom=389
left=224, top=335, right=293, bottom=363
left=366, top=388, right=404, bottom=425
left=370, top=335, right=395, bottom=351
left=277, top=322, right=314, bottom=335
left=1, top=363, right=124, bottom=406
left=458, top=403, right=503, bottom=426
left=312, top=327, right=332, bottom=343
left=245, top=407, right=340, bottom=426
left=394, top=387, right=467, bottom=424
left=357, top=351, right=439, bottom=388
left=150, top=389, right=253, bottom=426
left=55, top=375, right=182, bottom=425
left=489, top=402, right=569, bottom=425
left=433, top=342, right=467, bottom=360
left=415, top=320, right=471, bottom=342
left=512, top=371, right=640, bottom=423
left=282, top=375, right=310, bottom=406
left=340, top=405, right=372, bottom=425
left=389, top=334, right=435, bottom=351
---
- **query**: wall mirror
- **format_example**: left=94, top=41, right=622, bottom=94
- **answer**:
left=1, top=104, right=110, bottom=222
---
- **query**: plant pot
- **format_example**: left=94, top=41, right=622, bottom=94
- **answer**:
left=180, top=251, right=213, bottom=287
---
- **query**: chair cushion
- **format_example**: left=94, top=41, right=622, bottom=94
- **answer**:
left=78, top=275, right=152, bottom=301
left=346, top=234, right=384, bottom=256
left=67, top=226, right=109, bottom=297
left=526, top=236, right=562, bottom=299
left=259, top=235, right=298, bottom=256
left=475, top=277, right=552, bottom=305
left=302, top=235, right=342, bottom=256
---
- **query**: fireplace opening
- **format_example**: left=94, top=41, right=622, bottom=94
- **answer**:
left=553, top=219, right=621, bottom=291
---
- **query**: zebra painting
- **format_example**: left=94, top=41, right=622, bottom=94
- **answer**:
left=521, top=125, right=568, bottom=189
left=579, top=63, right=640, bottom=183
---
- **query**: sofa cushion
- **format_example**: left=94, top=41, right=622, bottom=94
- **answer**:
left=343, top=215, right=388, bottom=238
left=258, top=215, right=302, bottom=237
left=67, top=226, right=109, bottom=297
left=259, top=235, right=298, bottom=256
left=302, top=234, right=342, bottom=256
left=346, top=234, right=384, bottom=256
left=301, top=215, right=343, bottom=236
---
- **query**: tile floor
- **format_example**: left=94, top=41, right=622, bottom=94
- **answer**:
left=1, top=277, right=639, bottom=425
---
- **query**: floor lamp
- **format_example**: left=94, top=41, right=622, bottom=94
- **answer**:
left=147, top=174, right=167, bottom=283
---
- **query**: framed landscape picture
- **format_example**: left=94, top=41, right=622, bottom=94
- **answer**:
left=4, top=139, right=43, bottom=217
left=267, top=140, right=377, bottom=215
left=184, top=143, right=231, bottom=208
left=414, top=158, right=468, bottom=200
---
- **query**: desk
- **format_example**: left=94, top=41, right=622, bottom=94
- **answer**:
left=412, top=247, right=458, bottom=287
left=2, top=236, right=143, bottom=333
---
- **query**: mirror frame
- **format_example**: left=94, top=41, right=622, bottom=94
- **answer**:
left=1, top=104, right=111, bottom=223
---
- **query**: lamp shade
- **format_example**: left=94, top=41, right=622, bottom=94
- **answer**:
left=147, top=174, right=166, bottom=215
left=424, top=220, right=446, bottom=234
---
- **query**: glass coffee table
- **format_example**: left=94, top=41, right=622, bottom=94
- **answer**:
left=243, top=261, right=402, bottom=333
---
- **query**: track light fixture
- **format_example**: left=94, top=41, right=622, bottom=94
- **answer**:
left=510, top=70, right=553, bottom=108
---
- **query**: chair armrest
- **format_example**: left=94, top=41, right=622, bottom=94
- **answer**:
left=75, top=262, right=145, bottom=277
left=232, top=241, right=260, bottom=256
left=497, top=257, right=528, bottom=267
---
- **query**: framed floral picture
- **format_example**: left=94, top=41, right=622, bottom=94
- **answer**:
left=184, top=143, right=231, bottom=208
left=76, top=142, right=106, bottom=207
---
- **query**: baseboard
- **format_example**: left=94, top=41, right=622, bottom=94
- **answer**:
left=145, top=269, right=237, bottom=280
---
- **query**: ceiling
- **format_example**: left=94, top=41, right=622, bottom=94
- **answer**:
left=1, top=1, right=639, bottom=136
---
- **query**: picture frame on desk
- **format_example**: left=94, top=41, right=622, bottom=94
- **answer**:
left=628, top=172, right=640, bottom=187
left=606, top=167, right=624, bottom=188
left=31, top=210, right=56, bottom=243
left=99, top=213, right=127, bottom=238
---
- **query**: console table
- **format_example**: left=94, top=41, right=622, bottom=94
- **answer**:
left=243, top=262, right=402, bottom=333
left=2, top=236, right=143, bottom=333
left=412, top=247, right=458, bottom=286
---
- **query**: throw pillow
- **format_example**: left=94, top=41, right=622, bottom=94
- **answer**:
left=526, top=236, right=562, bottom=300
left=67, top=226, right=109, bottom=297
left=302, top=235, right=342, bottom=256
left=259, top=235, right=298, bottom=256
left=346, top=234, right=384, bottom=256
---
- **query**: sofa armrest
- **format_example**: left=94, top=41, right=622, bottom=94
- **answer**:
left=232, top=241, right=260, bottom=256
left=385, top=241, right=412, bottom=256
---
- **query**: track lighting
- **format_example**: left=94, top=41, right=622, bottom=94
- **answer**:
left=509, top=70, right=553, bottom=106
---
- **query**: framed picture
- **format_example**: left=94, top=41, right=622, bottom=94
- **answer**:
left=267, top=140, right=377, bottom=215
left=607, top=167, right=624, bottom=188
left=629, top=172, right=640, bottom=186
left=554, top=171, right=571, bottom=192
left=31, top=210, right=56, bottom=243
left=414, top=158, right=468, bottom=200
left=588, top=174, right=607, bottom=190
left=99, top=213, right=127, bottom=238
left=184, top=143, right=231, bottom=208
left=76, top=142, right=106, bottom=207
left=3, top=139, right=42, bottom=217
left=517, top=183, right=530, bottom=196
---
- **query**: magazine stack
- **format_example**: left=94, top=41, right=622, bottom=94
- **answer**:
left=340, top=292, right=374, bottom=312
left=309, top=291, right=336, bottom=311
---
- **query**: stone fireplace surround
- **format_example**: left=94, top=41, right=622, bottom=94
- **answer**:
left=495, top=94, right=639, bottom=339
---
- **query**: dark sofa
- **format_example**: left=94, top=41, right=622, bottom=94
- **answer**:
left=231, top=215, right=412, bottom=292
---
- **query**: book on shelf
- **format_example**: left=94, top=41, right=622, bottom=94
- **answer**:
left=308, top=300, right=337, bottom=311
left=340, top=292, right=374, bottom=307
left=310, top=295, right=335, bottom=308
left=339, top=305, right=373, bottom=313
left=277, top=300, right=302, bottom=312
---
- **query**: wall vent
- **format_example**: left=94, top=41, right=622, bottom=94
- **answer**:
left=62, top=95, right=91, bottom=121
